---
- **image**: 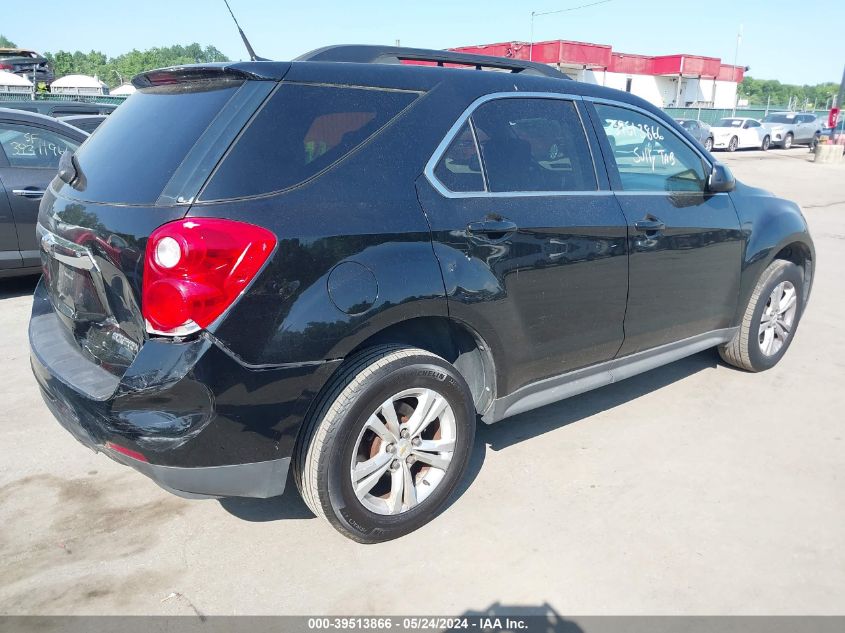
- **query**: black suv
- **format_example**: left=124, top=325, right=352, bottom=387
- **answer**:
left=29, top=46, right=815, bottom=543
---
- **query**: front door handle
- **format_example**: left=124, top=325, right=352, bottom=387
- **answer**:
left=466, top=218, right=518, bottom=238
left=12, top=188, right=46, bottom=199
left=634, top=218, right=666, bottom=233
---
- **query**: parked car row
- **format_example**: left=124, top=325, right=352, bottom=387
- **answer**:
left=0, top=108, right=89, bottom=277
left=675, top=112, right=822, bottom=152
left=0, top=96, right=116, bottom=277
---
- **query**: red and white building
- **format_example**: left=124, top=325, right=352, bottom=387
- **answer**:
left=450, top=40, right=745, bottom=109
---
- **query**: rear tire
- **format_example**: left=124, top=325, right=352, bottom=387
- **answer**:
left=294, top=345, right=476, bottom=543
left=783, top=133, right=793, bottom=149
left=704, top=136, right=714, bottom=152
left=809, top=134, right=819, bottom=151
left=718, top=260, right=804, bottom=372
left=728, top=136, right=738, bottom=152
left=761, top=135, right=771, bottom=151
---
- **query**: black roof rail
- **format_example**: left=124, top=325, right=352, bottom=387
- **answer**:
left=295, top=45, right=569, bottom=80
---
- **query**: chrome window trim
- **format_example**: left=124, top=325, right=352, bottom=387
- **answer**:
left=423, top=91, right=605, bottom=199
left=583, top=95, right=714, bottom=169
left=466, top=117, right=488, bottom=192
left=613, top=190, right=727, bottom=197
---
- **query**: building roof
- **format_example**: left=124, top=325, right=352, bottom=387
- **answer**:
left=110, top=83, right=136, bottom=95
left=0, top=71, right=33, bottom=87
left=451, top=40, right=745, bottom=82
left=51, top=74, right=107, bottom=89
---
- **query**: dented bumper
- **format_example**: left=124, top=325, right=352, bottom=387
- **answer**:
left=29, top=278, right=339, bottom=498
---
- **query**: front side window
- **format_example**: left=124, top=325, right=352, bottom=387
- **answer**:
left=471, top=98, right=596, bottom=193
left=595, top=104, right=707, bottom=192
left=0, top=124, right=80, bottom=169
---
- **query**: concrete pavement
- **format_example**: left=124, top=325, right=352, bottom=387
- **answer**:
left=1, top=147, right=843, bottom=615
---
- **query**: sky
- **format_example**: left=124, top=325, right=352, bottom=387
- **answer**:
left=5, top=0, right=844, bottom=85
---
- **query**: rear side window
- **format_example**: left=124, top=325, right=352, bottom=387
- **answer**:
left=68, top=80, right=244, bottom=205
left=200, top=83, right=419, bottom=200
left=470, top=98, right=597, bottom=193
left=0, top=124, right=80, bottom=169
left=433, top=122, right=485, bottom=192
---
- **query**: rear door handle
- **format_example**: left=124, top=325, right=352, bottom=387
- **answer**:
left=634, top=219, right=666, bottom=233
left=466, top=218, right=518, bottom=237
left=12, top=189, right=46, bottom=199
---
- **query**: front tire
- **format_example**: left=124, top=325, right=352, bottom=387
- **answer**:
left=719, top=260, right=804, bottom=372
left=294, top=345, right=476, bottom=543
left=704, top=136, right=714, bottom=152
left=761, top=135, right=771, bottom=151
left=728, top=136, right=739, bottom=152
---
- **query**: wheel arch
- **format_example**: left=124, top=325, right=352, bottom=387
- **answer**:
left=771, top=239, right=814, bottom=305
left=327, top=316, right=497, bottom=417
left=735, top=230, right=815, bottom=328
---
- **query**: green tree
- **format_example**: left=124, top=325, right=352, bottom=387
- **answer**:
left=739, top=76, right=839, bottom=109
left=0, top=34, right=16, bottom=48
left=43, top=43, right=230, bottom=88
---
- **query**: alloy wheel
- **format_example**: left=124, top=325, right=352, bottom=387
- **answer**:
left=758, top=281, right=798, bottom=356
left=350, top=388, right=456, bottom=515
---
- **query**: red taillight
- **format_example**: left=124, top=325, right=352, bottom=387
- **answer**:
left=142, top=218, right=276, bottom=335
left=105, top=441, right=148, bottom=462
left=0, top=63, right=13, bottom=71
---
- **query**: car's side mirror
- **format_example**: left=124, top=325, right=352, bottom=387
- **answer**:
left=708, top=163, right=735, bottom=193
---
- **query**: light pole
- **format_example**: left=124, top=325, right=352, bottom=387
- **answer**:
left=530, top=11, right=536, bottom=61
left=731, top=24, right=743, bottom=116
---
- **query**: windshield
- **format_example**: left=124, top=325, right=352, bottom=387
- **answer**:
left=715, top=118, right=744, bottom=128
left=763, top=114, right=796, bottom=124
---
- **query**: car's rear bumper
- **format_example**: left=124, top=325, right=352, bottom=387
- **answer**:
left=104, top=447, right=291, bottom=500
left=29, top=278, right=339, bottom=498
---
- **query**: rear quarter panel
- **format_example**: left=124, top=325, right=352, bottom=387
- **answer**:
left=191, top=85, right=460, bottom=367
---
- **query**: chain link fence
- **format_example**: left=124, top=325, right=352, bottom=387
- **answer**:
left=664, top=106, right=829, bottom=126
left=0, top=92, right=128, bottom=106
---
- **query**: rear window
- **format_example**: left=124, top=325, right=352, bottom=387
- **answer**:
left=199, top=83, right=419, bottom=200
left=67, top=80, right=244, bottom=205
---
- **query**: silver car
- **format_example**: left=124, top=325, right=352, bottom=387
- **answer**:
left=675, top=118, right=714, bottom=151
left=761, top=112, right=820, bottom=149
